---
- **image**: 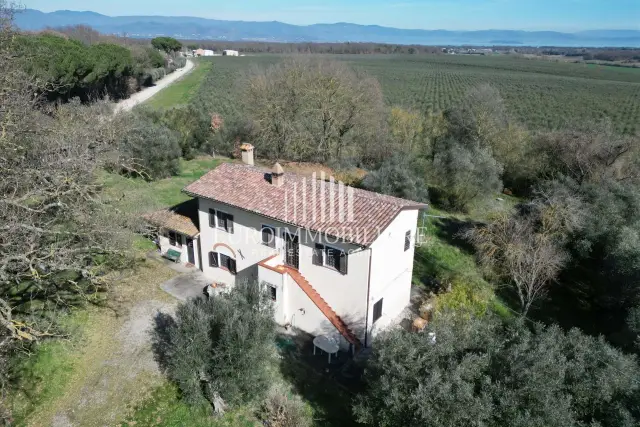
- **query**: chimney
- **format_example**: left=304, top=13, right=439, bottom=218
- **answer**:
left=272, top=163, right=284, bottom=187
left=240, top=143, right=254, bottom=166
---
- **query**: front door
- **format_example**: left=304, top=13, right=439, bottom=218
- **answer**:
left=284, top=232, right=299, bottom=269
left=186, top=238, right=195, bottom=265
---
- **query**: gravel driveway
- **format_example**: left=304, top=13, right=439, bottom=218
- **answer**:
left=113, top=59, right=195, bottom=113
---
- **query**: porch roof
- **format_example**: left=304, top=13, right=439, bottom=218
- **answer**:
left=143, top=199, right=200, bottom=237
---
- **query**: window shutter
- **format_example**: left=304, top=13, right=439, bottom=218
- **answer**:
left=325, top=247, right=336, bottom=269
left=229, top=258, right=237, bottom=275
left=169, top=232, right=176, bottom=246
left=209, top=252, right=219, bottom=268
left=339, top=251, right=348, bottom=275
left=373, top=299, right=383, bottom=323
left=404, top=230, right=411, bottom=251
left=209, top=209, right=216, bottom=228
left=312, top=244, right=324, bottom=266
left=227, top=214, right=234, bottom=233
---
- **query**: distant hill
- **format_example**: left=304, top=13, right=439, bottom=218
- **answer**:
left=15, top=9, right=640, bottom=47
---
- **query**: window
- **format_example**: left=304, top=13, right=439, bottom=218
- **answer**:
left=211, top=209, right=234, bottom=233
left=209, top=251, right=219, bottom=268
left=261, top=225, right=276, bottom=248
left=325, top=246, right=340, bottom=269
left=269, top=285, right=277, bottom=301
left=312, top=244, right=324, bottom=266
left=209, top=209, right=216, bottom=228
left=219, top=254, right=237, bottom=274
left=404, top=230, right=412, bottom=251
left=168, top=231, right=182, bottom=247
left=313, top=244, right=348, bottom=275
left=373, top=299, right=383, bottom=323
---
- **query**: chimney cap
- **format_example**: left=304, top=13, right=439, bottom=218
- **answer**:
left=240, top=143, right=254, bottom=151
left=272, top=163, right=284, bottom=175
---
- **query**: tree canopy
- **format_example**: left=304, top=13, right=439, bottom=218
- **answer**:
left=152, top=281, right=276, bottom=414
left=151, top=37, right=182, bottom=53
left=240, top=57, right=386, bottom=163
left=355, top=313, right=640, bottom=427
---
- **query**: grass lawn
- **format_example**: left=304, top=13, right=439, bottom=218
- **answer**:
left=120, top=384, right=257, bottom=427
left=10, top=260, right=179, bottom=427
left=9, top=158, right=231, bottom=426
left=146, top=59, right=212, bottom=109
left=99, top=156, right=229, bottom=209
left=413, top=199, right=515, bottom=318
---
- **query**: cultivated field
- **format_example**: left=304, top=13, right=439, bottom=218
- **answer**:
left=193, top=54, right=640, bottom=134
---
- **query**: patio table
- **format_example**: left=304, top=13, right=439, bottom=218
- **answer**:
left=313, top=335, right=340, bottom=363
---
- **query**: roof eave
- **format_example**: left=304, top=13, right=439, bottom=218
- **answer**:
left=183, top=189, right=371, bottom=248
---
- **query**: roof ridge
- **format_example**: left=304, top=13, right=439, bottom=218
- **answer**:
left=184, top=162, right=427, bottom=246
left=218, top=162, right=424, bottom=206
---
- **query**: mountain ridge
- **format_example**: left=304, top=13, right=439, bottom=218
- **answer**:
left=14, top=9, right=640, bottom=47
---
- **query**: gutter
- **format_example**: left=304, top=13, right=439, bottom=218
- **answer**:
left=364, top=247, right=373, bottom=348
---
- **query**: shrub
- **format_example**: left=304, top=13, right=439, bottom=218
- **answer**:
left=172, top=55, right=187, bottom=69
left=152, top=281, right=276, bottom=413
left=118, top=114, right=181, bottom=179
left=362, top=154, right=429, bottom=202
left=431, top=140, right=503, bottom=211
left=259, top=389, right=313, bottom=427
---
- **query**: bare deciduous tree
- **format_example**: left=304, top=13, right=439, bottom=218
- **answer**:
left=466, top=213, right=569, bottom=315
left=240, top=56, right=386, bottom=163
left=534, top=120, right=640, bottom=185
left=1, top=2, right=142, bottom=419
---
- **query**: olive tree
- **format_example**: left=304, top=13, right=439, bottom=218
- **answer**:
left=355, top=313, right=640, bottom=427
left=431, top=139, right=503, bottom=210
left=117, top=113, right=182, bottom=179
left=152, top=281, right=276, bottom=415
left=362, top=154, right=429, bottom=202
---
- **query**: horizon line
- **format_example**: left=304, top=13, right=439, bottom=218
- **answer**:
left=24, top=9, right=640, bottom=34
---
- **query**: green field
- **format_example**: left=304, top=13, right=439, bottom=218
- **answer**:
left=192, top=54, right=640, bottom=134
left=146, top=59, right=213, bottom=109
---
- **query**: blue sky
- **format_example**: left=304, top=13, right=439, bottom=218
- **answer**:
left=25, top=0, right=639, bottom=31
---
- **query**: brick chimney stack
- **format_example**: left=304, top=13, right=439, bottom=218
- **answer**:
left=240, top=143, right=254, bottom=166
left=272, top=163, right=284, bottom=187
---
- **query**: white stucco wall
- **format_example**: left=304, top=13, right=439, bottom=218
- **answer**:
left=197, top=198, right=371, bottom=342
left=258, top=264, right=287, bottom=325
left=367, top=209, right=419, bottom=341
left=158, top=230, right=200, bottom=269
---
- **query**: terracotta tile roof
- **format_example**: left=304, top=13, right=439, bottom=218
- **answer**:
left=143, top=199, right=200, bottom=237
left=184, top=163, right=427, bottom=247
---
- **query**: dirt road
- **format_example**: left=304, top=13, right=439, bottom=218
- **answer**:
left=113, top=59, right=195, bottom=113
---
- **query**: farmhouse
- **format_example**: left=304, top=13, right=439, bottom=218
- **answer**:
left=222, top=49, right=239, bottom=56
left=145, top=145, right=426, bottom=350
left=194, top=48, right=215, bottom=57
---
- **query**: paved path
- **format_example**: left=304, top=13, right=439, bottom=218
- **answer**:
left=113, top=59, right=195, bottom=113
left=160, top=270, right=210, bottom=301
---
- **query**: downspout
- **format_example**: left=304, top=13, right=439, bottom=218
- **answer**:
left=364, top=247, right=373, bottom=348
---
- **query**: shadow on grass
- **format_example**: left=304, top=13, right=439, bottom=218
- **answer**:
left=150, top=311, right=177, bottom=374
left=276, top=333, right=360, bottom=427
left=430, top=216, right=480, bottom=255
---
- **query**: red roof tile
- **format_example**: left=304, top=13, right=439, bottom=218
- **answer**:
left=183, top=163, right=426, bottom=246
left=143, top=199, right=200, bottom=237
